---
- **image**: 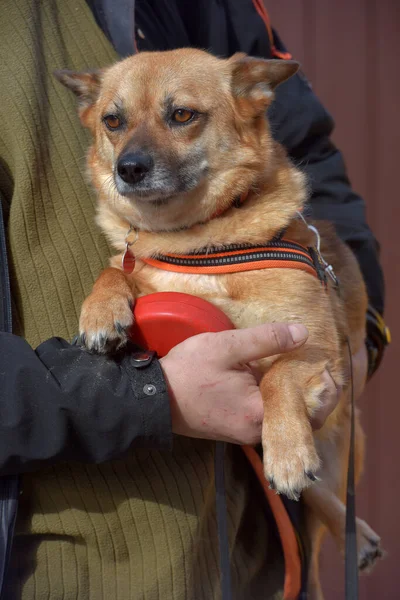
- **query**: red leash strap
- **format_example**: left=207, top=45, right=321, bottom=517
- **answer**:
left=251, top=0, right=292, bottom=60
left=242, top=446, right=302, bottom=600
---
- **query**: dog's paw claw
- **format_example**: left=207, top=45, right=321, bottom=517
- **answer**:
left=356, top=521, right=385, bottom=574
left=262, top=426, right=320, bottom=500
left=115, top=321, right=126, bottom=336
left=264, top=465, right=319, bottom=501
left=359, top=546, right=384, bottom=573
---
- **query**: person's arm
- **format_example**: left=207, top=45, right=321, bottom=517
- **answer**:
left=0, top=323, right=324, bottom=475
left=0, top=333, right=171, bottom=474
left=267, top=29, right=389, bottom=377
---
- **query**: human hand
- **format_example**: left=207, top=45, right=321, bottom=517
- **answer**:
left=160, top=323, right=309, bottom=445
left=161, top=325, right=368, bottom=443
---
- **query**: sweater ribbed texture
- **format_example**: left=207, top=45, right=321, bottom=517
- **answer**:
left=0, top=1, right=283, bottom=598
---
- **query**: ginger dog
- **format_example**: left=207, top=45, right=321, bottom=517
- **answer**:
left=56, top=49, right=383, bottom=596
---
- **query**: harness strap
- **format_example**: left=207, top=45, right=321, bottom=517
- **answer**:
left=142, top=239, right=324, bottom=282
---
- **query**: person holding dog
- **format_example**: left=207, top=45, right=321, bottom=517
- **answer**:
left=0, top=0, right=389, bottom=598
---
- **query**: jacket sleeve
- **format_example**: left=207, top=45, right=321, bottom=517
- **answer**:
left=268, top=31, right=385, bottom=316
left=0, top=333, right=172, bottom=475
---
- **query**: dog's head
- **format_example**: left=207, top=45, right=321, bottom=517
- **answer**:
left=55, top=49, right=299, bottom=232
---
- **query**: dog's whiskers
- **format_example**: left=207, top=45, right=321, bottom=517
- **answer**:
left=99, top=175, right=117, bottom=204
left=97, top=174, right=122, bottom=215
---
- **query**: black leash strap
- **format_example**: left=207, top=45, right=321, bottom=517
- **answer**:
left=345, top=338, right=359, bottom=600
left=215, top=441, right=233, bottom=600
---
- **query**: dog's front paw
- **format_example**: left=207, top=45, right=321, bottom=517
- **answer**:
left=79, top=289, right=135, bottom=353
left=262, top=425, right=320, bottom=500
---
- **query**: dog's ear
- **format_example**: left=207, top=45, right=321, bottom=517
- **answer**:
left=54, top=69, right=103, bottom=127
left=229, top=55, right=299, bottom=112
left=54, top=69, right=103, bottom=105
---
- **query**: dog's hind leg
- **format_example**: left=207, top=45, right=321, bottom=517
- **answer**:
left=303, top=414, right=383, bottom=587
left=304, top=514, right=327, bottom=600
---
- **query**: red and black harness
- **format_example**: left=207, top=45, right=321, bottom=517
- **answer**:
left=124, top=227, right=335, bottom=294
left=140, top=236, right=332, bottom=288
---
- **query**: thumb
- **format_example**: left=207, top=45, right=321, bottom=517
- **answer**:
left=214, top=323, right=308, bottom=368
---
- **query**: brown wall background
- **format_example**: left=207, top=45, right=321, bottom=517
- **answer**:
left=267, top=1, right=400, bottom=598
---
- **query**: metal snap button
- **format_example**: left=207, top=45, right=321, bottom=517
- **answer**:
left=131, top=350, right=155, bottom=368
left=143, top=384, right=156, bottom=396
left=132, top=352, right=152, bottom=363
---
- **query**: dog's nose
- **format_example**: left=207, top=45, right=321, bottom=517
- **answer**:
left=117, top=153, right=154, bottom=185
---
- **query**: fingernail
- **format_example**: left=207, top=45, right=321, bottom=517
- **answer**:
left=288, top=324, right=308, bottom=344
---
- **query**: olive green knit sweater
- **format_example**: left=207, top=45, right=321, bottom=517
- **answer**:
left=0, top=1, right=283, bottom=598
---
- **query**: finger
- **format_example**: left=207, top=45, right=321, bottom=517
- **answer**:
left=213, top=323, right=309, bottom=368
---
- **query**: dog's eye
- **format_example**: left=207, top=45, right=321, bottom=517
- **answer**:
left=103, top=114, right=123, bottom=130
left=172, top=109, right=195, bottom=124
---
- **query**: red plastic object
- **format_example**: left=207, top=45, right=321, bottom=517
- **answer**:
left=131, top=292, right=234, bottom=357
